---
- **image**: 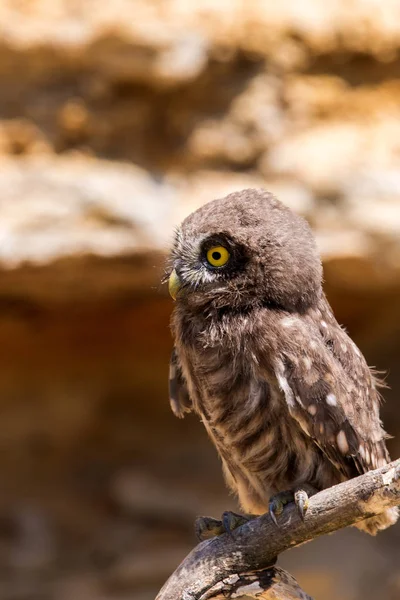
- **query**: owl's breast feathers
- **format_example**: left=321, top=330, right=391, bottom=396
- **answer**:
left=170, top=295, right=397, bottom=528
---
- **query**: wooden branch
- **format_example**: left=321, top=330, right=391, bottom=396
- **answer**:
left=156, top=459, right=400, bottom=600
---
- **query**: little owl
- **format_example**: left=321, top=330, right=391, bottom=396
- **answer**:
left=166, top=189, right=398, bottom=536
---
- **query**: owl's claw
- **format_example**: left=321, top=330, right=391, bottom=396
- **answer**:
left=269, top=506, right=279, bottom=527
left=195, top=516, right=224, bottom=541
left=294, top=484, right=318, bottom=520
left=269, top=490, right=294, bottom=526
left=269, top=485, right=317, bottom=525
left=195, top=511, right=252, bottom=540
left=222, top=511, right=250, bottom=536
left=294, top=489, right=308, bottom=521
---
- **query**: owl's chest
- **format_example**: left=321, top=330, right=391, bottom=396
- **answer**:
left=181, top=339, right=324, bottom=492
left=184, top=340, right=295, bottom=450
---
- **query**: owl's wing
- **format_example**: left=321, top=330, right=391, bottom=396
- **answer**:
left=270, top=310, right=389, bottom=478
left=169, top=348, right=192, bottom=418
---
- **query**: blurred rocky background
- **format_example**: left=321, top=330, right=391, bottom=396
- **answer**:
left=0, top=1, right=399, bottom=599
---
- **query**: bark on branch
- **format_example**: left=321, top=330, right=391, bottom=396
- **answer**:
left=156, top=459, right=400, bottom=600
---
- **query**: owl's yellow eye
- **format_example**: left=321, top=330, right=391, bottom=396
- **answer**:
left=206, top=246, right=230, bottom=267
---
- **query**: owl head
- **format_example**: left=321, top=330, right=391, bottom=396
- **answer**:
left=168, top=189, right=322, bottom=313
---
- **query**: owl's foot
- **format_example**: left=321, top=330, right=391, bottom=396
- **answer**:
left=195, top=511, right=251, bottom=541
left=269, top=484, right=317, bottom=526
left=195, top=516, right=224, bottom=540
left=269, top=490, right=295, bottom=526
left=222, top=510, right=251, bottom=535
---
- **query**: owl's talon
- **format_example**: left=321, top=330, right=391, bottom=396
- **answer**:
left=294, top=484, right=318, bottom=520
left=269, top=504, right=280, bottom=527
left=294, top=490, right=308, bottom=520
left=195, top=512, right=252, bottom=540
left=222, top=511, right=250, bottom=535
left=269, top=490, right=294, bottom=526
left=195, top=516, right=224, bottom=541
left=269, top=485, right=317, bottom=525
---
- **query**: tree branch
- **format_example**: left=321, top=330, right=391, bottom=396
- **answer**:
left=156, top=459, right=400, bottom=600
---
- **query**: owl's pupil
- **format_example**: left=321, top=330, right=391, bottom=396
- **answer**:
left=212, top=251, right=221, bottom=261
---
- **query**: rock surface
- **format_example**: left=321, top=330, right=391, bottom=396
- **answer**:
left=0, top=2, right=399, bottom=600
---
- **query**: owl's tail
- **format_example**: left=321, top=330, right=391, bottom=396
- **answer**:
left=354, top=506, right=399, bottom=536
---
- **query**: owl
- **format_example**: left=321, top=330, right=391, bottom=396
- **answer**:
left=166, top=189, right=398, bottom=536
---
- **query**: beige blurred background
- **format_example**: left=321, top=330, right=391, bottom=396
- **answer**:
left=0, top=1, right=399, bottom=599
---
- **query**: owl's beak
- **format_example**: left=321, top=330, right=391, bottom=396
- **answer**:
left=168, top=269, right=181, bottom=300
